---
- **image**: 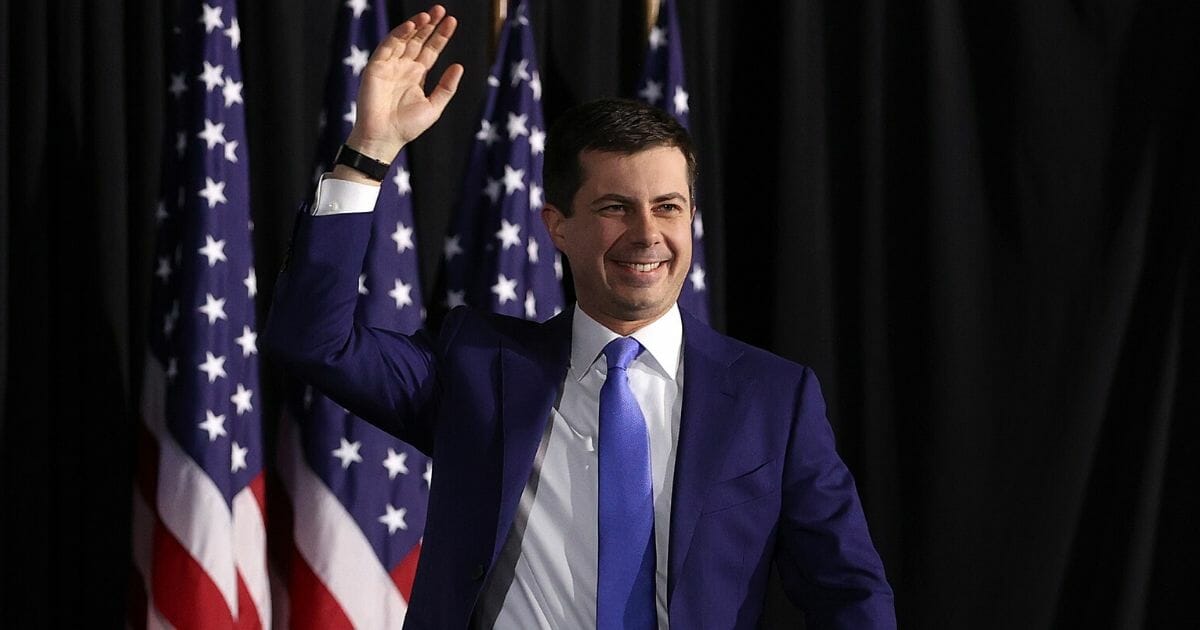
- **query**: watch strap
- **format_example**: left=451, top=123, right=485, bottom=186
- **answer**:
left=334, top=144, right=390, bottom=182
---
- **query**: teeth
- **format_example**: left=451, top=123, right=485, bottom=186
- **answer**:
left=621, top=262, right=661, bottom=272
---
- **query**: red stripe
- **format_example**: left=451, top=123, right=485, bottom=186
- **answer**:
left=287, top=544, right=354, bottom=630
left=127, top=561, right=148, bottom=630
left=235, top=572, right=264, bottom=630
left=152, top=519, right=235, bottom=630
left=390, top=541, right=422, bottom=600
left=247, top=471, right=267, bottom=516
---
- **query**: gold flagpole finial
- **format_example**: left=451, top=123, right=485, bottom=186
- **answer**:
left=492, top=0, right=508, bottom=55
left=645, top=0, right=661, bottom=38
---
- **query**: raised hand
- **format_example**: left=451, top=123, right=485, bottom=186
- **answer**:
left=344, top=5, right=463, bottom=169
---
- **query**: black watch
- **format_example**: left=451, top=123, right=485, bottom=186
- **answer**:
left=334, top=144, right=390, bottom=182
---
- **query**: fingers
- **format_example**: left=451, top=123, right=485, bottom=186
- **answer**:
left=415, top=15, right=458, bottom=69
left=371, top=19, right=419, bottom=64
left=427, top=63, right=464, bottom=115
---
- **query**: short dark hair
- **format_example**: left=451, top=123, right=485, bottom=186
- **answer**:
left=543, top=98, right=697, bottom=215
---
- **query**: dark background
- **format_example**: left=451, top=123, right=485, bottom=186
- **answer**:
left=3, top=0, right=1199, bottom=627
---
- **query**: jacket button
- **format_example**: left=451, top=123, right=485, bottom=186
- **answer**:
left=470, top=564, right=486, bottom=580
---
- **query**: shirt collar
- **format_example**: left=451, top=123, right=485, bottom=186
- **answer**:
left=570, top=303, right=683, bottom=382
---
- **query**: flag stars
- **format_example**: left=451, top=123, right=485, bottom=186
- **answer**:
left=244, top=268, right=257, bottom=297
left=198, top=351, right=227, bottom=383
left=199, top=3, right=224, bottom=33
left=224, top=17, right=241, bottom=49
left=343, top=45, right=369, bottom=76
left=198, top=177, right=227, bottom=208
left=649, top=26, right=667, bottom=50
left=639, top=80, right=663, bottom=105
left=358, top=273, right=369, bottom=295
left=378, top=504, right=408, bottom=534
left=382, top=448, right=409, bottom=479
left=510, top=59, right=531, bottom=86
left=199, top=409, right=227, bottom=441
left=199, top=235, right=227, bottom=266
left=332, top=438, right=363, bottom=468
left=230, top=384, right=254, bottom=415
left=496, top=220, right=522, bottom=250
left=530, top=71, right=542, bottom=101
left=446, top=289, right=466, bottom=309
left=444, top=235, right=463, bottom=261
left=674, top=85, right=690, bottom=116
left=235, top=325, right=258, bottom=357
left=198, top=119, right=227, bottom=149
left=388, top=279, right=413, bottom=309
left=476, top=119, right=500, bottom=146
left=529, top=127, right=545, bottom=155
left=198, top=293, right=228, bottom=324
left=502, top=165, right=526, bottom=195
left=529, top=183, right=543, bottom=210
left=230, top=442, right=249, bottom=472
left=524, top=290, right=537, bottom=319
left=492, top=274, right=518, bottom=305
left=391, top=222, right=414, bottom=253
left=393, top=166, right=411, bottom=196
left=155, top=257, right=172, bottom=283
left=343, top=102, right=357, bottom=125
left=199, top=61, right=225, bottom=92
left=345, top=0, right=369, bottom=18
left=693, top=212, right=704, bottom=238
left=526, top=236, right=539, bottom=263
left=423, top=460, right=433, bottom=487
left=222, top=78, right=243, bottom=107
left=689, top=265, right=707, bottom=291
left=223, top=139, right=239, bottom=163
left=554, top=254, right=563, bottom=280
left=168, top=73, right=188, bottom=99
left=483, top=177, right=502, bottom=203
left=506, top=112, right=529, bottom=140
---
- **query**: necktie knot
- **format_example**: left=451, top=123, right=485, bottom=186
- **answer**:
left=603, top=337, right=642, bottom=372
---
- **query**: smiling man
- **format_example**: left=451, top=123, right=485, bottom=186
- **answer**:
left=264, top=6, right=894, bottom=629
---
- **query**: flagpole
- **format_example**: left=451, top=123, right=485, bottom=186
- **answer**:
left=645, top=0, right=660, bottom=38
left=492, top=0, right=507, bottom=56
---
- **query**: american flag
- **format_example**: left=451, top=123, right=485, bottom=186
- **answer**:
left=636, top=0, right=710, bottom=322
left=272, top=0, right=430, bottom=627
left=441, top=0, right=564, bottom=321
left=131, top=0, right=270, bottom=628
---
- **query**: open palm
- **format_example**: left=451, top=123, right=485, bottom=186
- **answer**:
left=348, top=5, right=463, bottom=164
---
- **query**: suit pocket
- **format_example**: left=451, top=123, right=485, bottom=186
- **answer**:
left=699, top=457, right=779, bottom=515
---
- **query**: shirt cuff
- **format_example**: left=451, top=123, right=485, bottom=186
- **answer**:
left=311, top=173, right=381, bottom=216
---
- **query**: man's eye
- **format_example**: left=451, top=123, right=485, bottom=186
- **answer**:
left=657, top=204, right=682, bottom=214
left=601, top=204, right=625, bottom=213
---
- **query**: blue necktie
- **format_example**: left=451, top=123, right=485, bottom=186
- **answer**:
left=597, top=337, right=657, bottom=630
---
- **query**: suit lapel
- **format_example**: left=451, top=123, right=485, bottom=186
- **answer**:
left=492, top=309, right=573, bottom=561
left=667, top=311, right=744, bottom=599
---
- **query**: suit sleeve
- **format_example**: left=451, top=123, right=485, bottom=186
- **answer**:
left=262, top=209, right=457, bottom=451
left=774, top=367, right=896, bottom=629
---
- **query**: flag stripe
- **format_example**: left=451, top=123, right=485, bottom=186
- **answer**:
left=279, top=414, right=409, bottom=628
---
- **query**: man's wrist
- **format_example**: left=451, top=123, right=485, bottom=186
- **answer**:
left=330, top=164, right=383, bottom=187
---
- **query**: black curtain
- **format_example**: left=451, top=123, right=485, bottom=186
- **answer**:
left=3, top=0, right=1198, bottom=627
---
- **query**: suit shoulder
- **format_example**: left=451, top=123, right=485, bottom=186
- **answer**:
left=699, top=325, right=814, bottom=387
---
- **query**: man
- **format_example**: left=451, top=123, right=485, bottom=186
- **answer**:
left=264, top=5, right=894, bottom=628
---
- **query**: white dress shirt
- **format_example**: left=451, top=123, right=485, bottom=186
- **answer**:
left=313, top=177, right=684, bottom=629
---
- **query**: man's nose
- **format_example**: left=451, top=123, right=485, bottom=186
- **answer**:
left=625, top=207, right=661, bottom=246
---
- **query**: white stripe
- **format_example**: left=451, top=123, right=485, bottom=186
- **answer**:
left=142, top=352, right=239, bottom=615
left=233, top=485, right=272, bottom=626
left=278, top=414, right=409, bottom=629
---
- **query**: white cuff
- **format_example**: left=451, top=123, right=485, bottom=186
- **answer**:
left=311, top=174, right=381, bottom=216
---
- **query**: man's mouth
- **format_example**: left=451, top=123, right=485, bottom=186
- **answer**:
left=614, top=261, right=665, bottom=272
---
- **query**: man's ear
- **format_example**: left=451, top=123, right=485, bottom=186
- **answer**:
left=542, top=203, right=568, bottom=250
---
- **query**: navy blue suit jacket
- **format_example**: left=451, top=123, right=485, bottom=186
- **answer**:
left=264, top=210, right=895, bottom=628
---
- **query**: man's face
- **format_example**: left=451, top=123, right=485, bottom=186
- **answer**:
left=543, top=146, right=693, bottom=333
